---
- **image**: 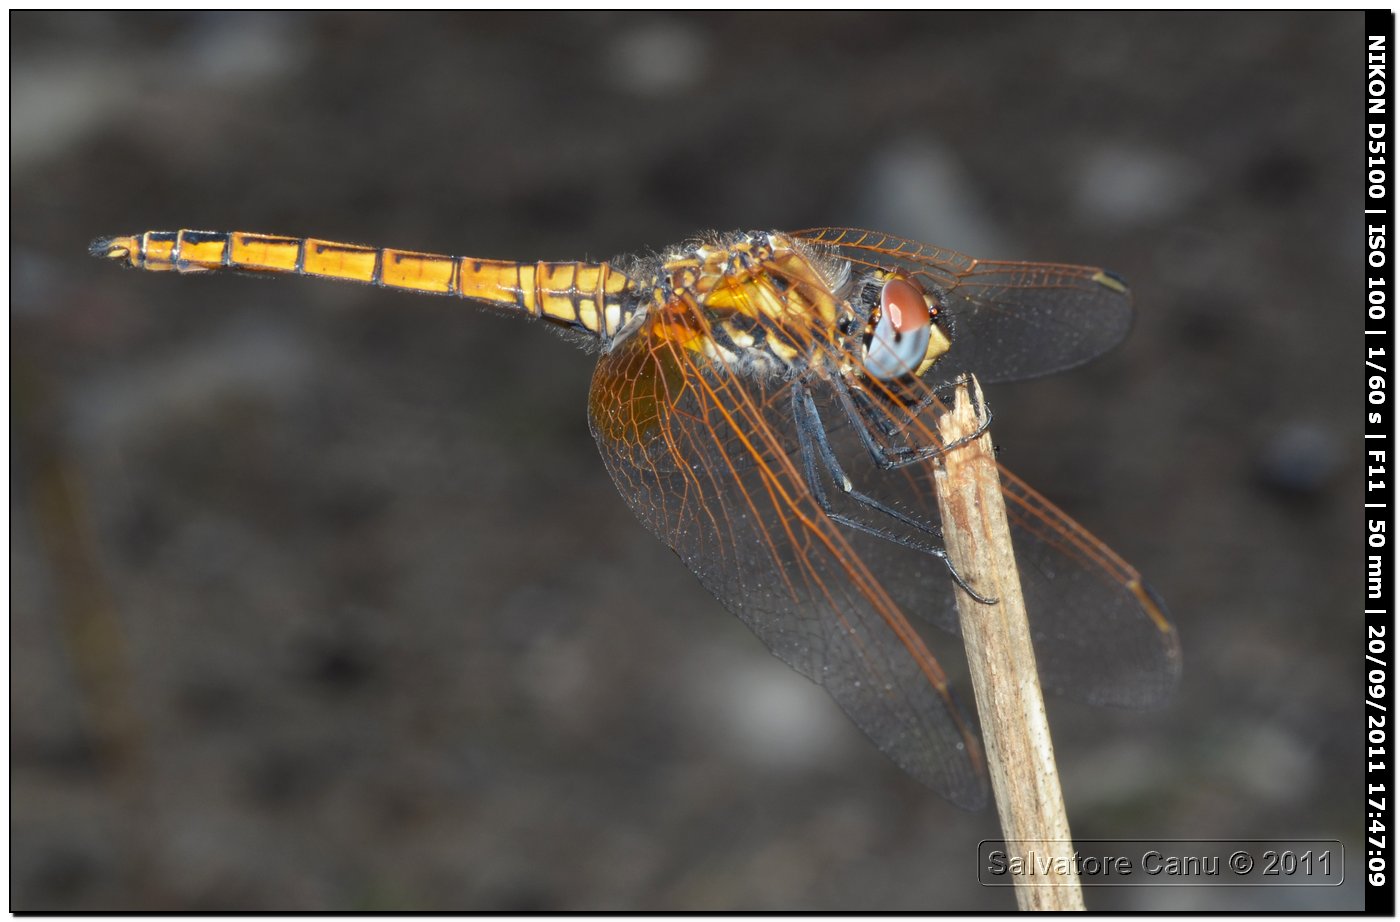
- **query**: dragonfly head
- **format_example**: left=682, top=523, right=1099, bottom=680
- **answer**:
left=853, top=270, right=952, bottom=382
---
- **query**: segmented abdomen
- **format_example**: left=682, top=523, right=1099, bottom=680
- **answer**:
left=92, top=229, right=639, bottom=342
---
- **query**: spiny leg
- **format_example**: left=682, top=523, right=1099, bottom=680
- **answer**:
left=836, top=373, right=993, bottom=470
left=792, top=382, right=995, bottom=604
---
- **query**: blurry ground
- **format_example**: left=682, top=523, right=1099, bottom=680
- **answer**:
left=12, top=11, right=1362, bottom=911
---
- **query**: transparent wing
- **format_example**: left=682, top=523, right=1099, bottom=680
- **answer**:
left=805, top=381, right=1181, bottom=709
left=998, top=467, right=1181, bottom=706
left=791, top=227, right=1134, bottom=386
left=588, top=316, right=990, bottom=808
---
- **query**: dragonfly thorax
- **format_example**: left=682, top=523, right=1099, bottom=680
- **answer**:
left=644, top=231, right=853, bottom=379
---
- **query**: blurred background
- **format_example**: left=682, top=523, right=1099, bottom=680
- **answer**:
left=12, top=11, right=1362, bottom=910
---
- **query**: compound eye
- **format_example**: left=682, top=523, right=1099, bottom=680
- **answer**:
left=863, top=276, right=932, bottom=380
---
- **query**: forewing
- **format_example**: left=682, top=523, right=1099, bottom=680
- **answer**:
left=792, top=227, right=1134, bottom=386
left=587, top=320, right=989, bottom=808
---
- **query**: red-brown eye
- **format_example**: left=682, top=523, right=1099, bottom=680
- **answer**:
left=864, top=276, right=933, bottom=381
left=881, top=276, right=931, bottom=335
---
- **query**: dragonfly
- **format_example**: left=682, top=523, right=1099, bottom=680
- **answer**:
left=91, top=227, right=1181, bottom=809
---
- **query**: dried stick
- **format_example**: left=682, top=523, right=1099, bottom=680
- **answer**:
left=932, top=376, right=1084, bottom=912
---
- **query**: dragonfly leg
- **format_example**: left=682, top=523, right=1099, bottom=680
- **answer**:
left=920, top=374, right=994, bottom=456
left=792, top=383, right=996, bottom=605
left=834, top=382, right=916, bottom=469
left=795, top=384, right=941, bottom=538
left=835, top=373, right=994, bottom=470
